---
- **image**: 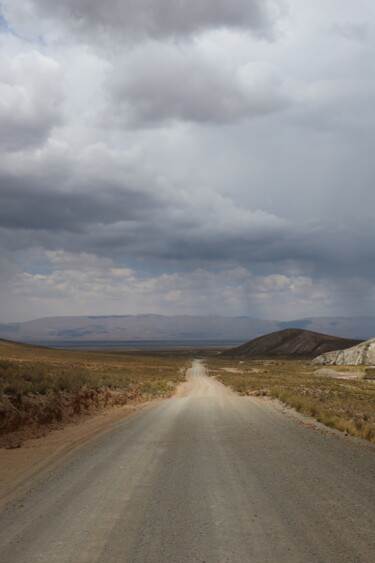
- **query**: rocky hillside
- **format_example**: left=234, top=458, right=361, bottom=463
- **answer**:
left=222, top=329, right=363, bottom=359
left=313, top=337, right=375, bottom=365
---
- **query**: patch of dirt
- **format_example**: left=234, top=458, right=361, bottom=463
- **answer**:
left=247, top=389, right=268, bottom=397
left=313, top=368, right=363, bottom=379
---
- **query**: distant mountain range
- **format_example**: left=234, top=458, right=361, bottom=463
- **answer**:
left=0, top=315, right=375, bottom=343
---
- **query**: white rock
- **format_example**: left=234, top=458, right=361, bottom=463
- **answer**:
left=312, top=337, right=375, bottom=365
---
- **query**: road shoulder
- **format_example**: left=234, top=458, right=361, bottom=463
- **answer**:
left=0, top=400, right=156, bottom=509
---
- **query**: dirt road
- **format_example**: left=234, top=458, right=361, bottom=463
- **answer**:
left=0, top=360, right=374, bottom=562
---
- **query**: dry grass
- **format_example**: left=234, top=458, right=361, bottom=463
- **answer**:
left=2, top=337, right=374, bottom=445
left=205, top=357, right=375, bottom=443
left=0, top=340, right=188, bottom=399
left=0, top=339, right=189, bottom=444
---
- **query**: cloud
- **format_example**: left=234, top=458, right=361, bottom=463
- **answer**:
left=1, top=131, right=375, bottom=283
left=0, top=1, right=375, bottom=323
left=0, top=174, right=158, bottom=232
left=0, top=48, right=63, bottom=151
left=1, top=250, right=371, bottom=322
left=331, top=22, right=370, bottom=42
left=107, top=43, right=290, bottom=126
left=5, top=0, right=283, bottom=42
left=0, top=151, right=288, bottom=264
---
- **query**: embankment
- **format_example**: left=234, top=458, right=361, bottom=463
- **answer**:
left=0, top=386, right=146, bottom=449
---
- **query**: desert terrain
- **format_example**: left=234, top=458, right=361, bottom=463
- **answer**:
left=0, top=359, right=374, bottom=562
left=0, top=339, right=374, bottom=561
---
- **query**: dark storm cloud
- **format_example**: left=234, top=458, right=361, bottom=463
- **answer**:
left=26, top=0, right=279, bottom=40
left=0, top=164, right=291, bottom=266
left=2, top=163, right=375, bottom=285
left=0, top=174, right=159, bottom=232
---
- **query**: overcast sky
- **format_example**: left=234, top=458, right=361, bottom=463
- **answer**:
left=0, top=0, right=374, bottom=322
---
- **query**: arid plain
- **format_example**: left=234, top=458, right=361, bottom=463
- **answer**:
left=0, top=338, right=374, bottom=562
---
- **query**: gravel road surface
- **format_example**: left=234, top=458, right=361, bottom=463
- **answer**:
left=0, top=360, right=374, bottom=562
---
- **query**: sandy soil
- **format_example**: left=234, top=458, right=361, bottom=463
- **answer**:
left=313, top=368, right=363, bottom=379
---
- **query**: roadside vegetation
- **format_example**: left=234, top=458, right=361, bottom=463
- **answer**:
left=205, top=357, right=375, bottom=444
left=2, top=337, right=374, bottom=447
left=0, top=340, right=187, bottom=396
left=0, top=339, right=188, bottom=446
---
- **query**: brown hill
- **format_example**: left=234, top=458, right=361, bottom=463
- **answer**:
left=0, top=337, right=29, bottom=347
left=222, top=329, right=363, bottom=359
left=0, top=338, right=47, bottom=351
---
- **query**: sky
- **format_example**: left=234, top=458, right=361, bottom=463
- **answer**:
left=0, top=0, right=374, bottom=322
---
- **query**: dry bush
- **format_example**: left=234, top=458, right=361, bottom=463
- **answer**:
left=0, top=342, right=188, bottom=398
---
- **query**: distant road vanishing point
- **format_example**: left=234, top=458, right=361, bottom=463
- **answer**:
left=0, top=360, right=374, bottom=562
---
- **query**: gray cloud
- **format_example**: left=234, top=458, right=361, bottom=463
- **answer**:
left=0, top=49, right=63, bottom=151
left=13, top=0, right=281, bottom=41
left=2, top=156, right=375, bottom=289
left=107, top=45, right=290, bottom=126
left=0, top=175, right=158, bottom=232
left=0, top=162, right=289, bottom=264
left=1, top=1, right=375, bottom=322
left=331, top=22, right=371, bottom=42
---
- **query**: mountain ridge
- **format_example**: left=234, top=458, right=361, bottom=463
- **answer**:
left=0, top=315, right=375, bottom=342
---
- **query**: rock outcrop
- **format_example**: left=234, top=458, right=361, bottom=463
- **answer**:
left=222, top=329, right=362, bottom=359
left=312, top=337, right=375, bottom=365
